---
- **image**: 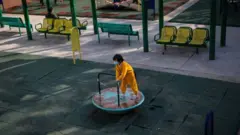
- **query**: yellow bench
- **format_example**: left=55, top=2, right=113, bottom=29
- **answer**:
left=35, top=18, right=54, bottom=38
left=154, top=26, right=209, bottom=54
left=35, top=18, right=88, bottom=40
left=60, top=19, right=88, bottom=40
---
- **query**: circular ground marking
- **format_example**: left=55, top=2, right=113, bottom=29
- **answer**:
left=92, top=87, right=144, bottom=113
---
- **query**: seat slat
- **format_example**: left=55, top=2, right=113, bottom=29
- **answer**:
left=98, top=22, right=133, bottom=35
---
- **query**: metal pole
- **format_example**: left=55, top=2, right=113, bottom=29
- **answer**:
left=209, top=0, right=216, bottom=60
left=70, top=0, right=77, bottom=26
left=90, top=0, right=98, bottom=34
left=159, top=0, right=164, bottom=36
left=46, top=0, right=51, bottom=11
left=21, top=0, right=32, bottom=40
left=141, top=0, right=149, bottom=52
left=220, top=0, right=228, bottom=47
left=117, top=81, right=120, bottom=107
left=0, top=7, right=3, bottom=27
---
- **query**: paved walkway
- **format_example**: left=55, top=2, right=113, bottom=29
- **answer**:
left=0, top=53, right=240, bottom=135
left=1, top=9, right=240, bottom=83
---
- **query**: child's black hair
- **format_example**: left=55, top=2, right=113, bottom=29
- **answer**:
left=113, top=54, right=124, bottom=63
left=48, top=7, right=53, bottom=13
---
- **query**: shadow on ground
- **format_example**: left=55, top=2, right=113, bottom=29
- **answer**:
left=0, top=52, right=240, bottom=135
left=169, top=0, right=240, bottom=27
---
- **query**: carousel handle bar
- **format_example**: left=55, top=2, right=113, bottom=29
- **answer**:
left=97, top=72, right=121, bottom=107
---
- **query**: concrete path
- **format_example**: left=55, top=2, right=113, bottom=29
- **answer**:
left=1, top=10, right=240, bottom=83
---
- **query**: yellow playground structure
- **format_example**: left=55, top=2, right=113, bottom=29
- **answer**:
left=71, top=27, right=82, bottom=64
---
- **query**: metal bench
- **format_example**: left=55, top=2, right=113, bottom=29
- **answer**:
left=59, top=19, right=88, bottom=40
left=154, top=26, right=209, bottom=54
left=35, top=18, right=88, bottom=40
left=0, top=17, right=33, bottom=36
left=98, top=22, right=139, bottom=46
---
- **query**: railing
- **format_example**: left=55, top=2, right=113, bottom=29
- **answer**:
left=97, top=72, right=120, bottom=107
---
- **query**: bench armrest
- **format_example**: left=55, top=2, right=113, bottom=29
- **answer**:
left=154, top=33, right=160, bottom=41
left=35, top=23, right=42, bottom=30
left=59, top=26, right=65, bottom=32
left=80, top=20, right=88, bottom=27
left=47, top=25, right=53, bottom=30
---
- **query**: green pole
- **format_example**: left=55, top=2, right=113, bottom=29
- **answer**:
left=220, top=0, right=227, bottom=47
left=159, top=0, right=164, bottom=35
left=46, top=0, right=51, bottom=11
left=70, top=0, right=77, bottom=26
left=90, top=0, right=98, bottom=34
left=209, top=0, right=216, bottom=60
left=141, top=0, right=149, bottom=52
left=0, top=8, right=3, bottom=28
left=21, top=0, right=32, bottom=40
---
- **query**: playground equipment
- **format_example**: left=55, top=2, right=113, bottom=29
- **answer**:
left=71, top=27, right=82, bottom=64
left=96, top=0, right=142, bottom=11
left=92, top=73, right=144, bottom=114
left=35, top=18, right=88, bottom=40
left=97, top=22, right=139, bottom=46
left=154, top=26, right=209, bottom=54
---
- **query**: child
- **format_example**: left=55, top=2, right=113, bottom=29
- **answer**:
left=45, top=7, right=59, bottom=19
left=113, top=54, right=139, bottom=100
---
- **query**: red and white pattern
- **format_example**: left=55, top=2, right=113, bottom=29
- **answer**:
left=93, top=87, right=143, bottom=109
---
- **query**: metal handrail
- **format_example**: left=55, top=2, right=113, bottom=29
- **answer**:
left=97, top=72, right=120, bottom=107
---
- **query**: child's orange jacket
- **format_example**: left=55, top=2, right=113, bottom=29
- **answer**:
left=115, top=61, right=138, bottom=95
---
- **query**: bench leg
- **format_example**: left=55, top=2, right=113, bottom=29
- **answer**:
left=108, top=33, right=110, bottom=38
left=137, top=33, right=140, bottom=40
left=79, top=30, right=82, bottom=35
left=72, top=51, right=76, bottom=64
left=196, top=48, right=199, bottom=54
left=79, top=50, right=82, bottom=63
left=0, top=23, right=4, bottom=28
left=67, top=35, right=70, bottom=41
left=128, top=35, right=131, bottom=46
left=164, top=44, right=167, bottom=50
left=162, top=44, right=167, bottom=55
left=44, top=33, right=47, bottom=39
left=97, top=32, right=100, bottom=44
left=9, top=26, right=11, bottom=30
left=18, top=28, right=21, bottom=36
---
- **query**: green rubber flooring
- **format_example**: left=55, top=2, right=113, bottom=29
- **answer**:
left=0, top=52, right=240, bottom=135
left=169, top=0, right=240, bottom=27
left=3, top=0, right=189, bottom=20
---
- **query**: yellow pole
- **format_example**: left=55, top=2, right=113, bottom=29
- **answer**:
left=71, top=27, right=81, bottom=64
left=138, top=0, right=141, bottom=11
